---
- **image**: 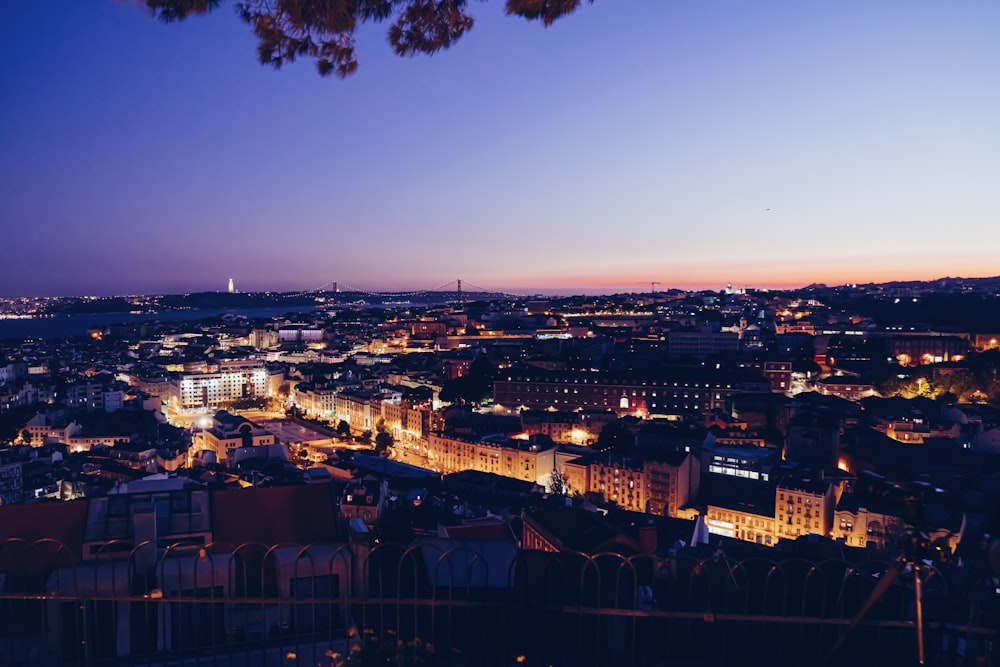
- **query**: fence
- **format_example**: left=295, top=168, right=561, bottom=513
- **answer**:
left=0, top=537, right=996, bottom=667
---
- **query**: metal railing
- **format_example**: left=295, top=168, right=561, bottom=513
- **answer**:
left=0, top=538, right=996, bottom=666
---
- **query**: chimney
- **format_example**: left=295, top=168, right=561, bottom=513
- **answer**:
left=638, top=524, right=657, bottom=554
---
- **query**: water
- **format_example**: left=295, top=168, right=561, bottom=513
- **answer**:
left=0, top=306, right=323, bottom=340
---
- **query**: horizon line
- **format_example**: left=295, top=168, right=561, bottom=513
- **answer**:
left=4, top=273, right=999, bottom=300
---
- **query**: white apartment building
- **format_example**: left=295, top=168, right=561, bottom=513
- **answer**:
left=174, top=361, right=268, bottom=413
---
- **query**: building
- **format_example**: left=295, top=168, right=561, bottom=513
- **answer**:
left=762, top=361, right=793, bottom=393
left=0, top=362, right=27, bottom=385
left=703, top=479, right=777, bottom=546
left=493, top=366, right=771, bottom=418
left=667, top=328, right=740, bottom=359
left=708, top=427, right=776, bottom=449
left=404, top=402, right=436, bottom=439
left=109, top=442, right=159, bottom=473
left=339, top=480, right=385, bottom=527
left=833, top=492, right=902, bottom=549
left=195, top=411, right=277, bottom=464
left=173, top=361, right=269, bottom=413
left=0, top=483, right=356, bottom=664
left=702, top=443, right=778, bottom=483
left=816, top=376, right=876, bottom=402
left=294, top=382, right=339, bottom=419
left=644, top=451, right=699, bottom=518
left=127, top=374, right=172, bottom=401
left=278, top=326, right=324, bottom=344
left=890, top=334, right=968, bottom=366
left=64, top=381, right=103, bottom=412
left=784, top=412, right=841, bottom=469
left=441, top=358, right=471, bottom=380
left=883, top=417, right=959, bottom=444
left=35, top=420, right=131, bottom=453
left=424, top=432, right=557, bottom=486
left=410, top=321, right=447, bottom=339
left=586, top=456, right=647, bottom=513
left=559, top=453, right=592, bottom=499
left=0, top=458, right=23, bottom=506
left=249, top=327, right=279, bottom=350
left=775, top=477, right=837, bottom=542
left=521, top=507, right=646, bottom=555
left=335, top=389, right=378, bottom=432
left=972, top=334, right=1000, bottom=351
left=519, top=409, right=616, bottom=445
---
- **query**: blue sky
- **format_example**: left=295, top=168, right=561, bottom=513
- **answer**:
left=1, top=0, right=998, bottom=295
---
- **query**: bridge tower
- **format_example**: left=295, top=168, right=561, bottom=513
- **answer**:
left=457, top=279, right=463, bottom=308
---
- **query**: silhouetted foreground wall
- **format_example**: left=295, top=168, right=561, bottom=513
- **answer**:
left=0, top=538, right=996, bottom=666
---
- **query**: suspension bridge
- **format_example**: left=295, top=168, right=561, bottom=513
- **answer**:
left=286, top=278, right=527, bottom=301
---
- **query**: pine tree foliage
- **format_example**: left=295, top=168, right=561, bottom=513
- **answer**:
left=143, top=0, right=594, bottom=78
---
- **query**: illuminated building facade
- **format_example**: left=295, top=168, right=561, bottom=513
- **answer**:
left=555, top=451, right=698, bottom=517
left=705, top=495, right=776, bottom=546
left=335, top=390, right=377, bottom=432
left=762, top=361, right=793, bottom=392
left=410, top=321, right=447, bottom=339
left=294, top=383, right=339, bottom=418
left=278, top=326, right=324, bottom=343
left=832, top=495, right=899, bottom=549
left=519, top=409, right=616, bottom=445
left=890, top=334, right=968, bottom=366
left=704, top=444, right=777, bottom=482
left=404, top=402, right=435, bottom=439
left=775, top=478, right=837, bottom=541
left=249, top=327, right=279, bottom=349
left=340, top=480, right=385, bottom=527
left=816, top=377, right=876, bottom=402
left=380, top=399, right=406, bottom=436
left=0, top=459, right=23, bottom=505
left=494, top=367, right=770, bottom=417
left=174, top=361, right=268, bottom=413
left=195, top=411, right=275, bottom=464
left=424, top=432, right=556, bottom=485
left=883, top=417, right=959, bottom=444
left=972, top=334, right=1000, bottom=351
left=645, top=453, right=699, bottom=518
left=587, top=457, right=647, bottom=513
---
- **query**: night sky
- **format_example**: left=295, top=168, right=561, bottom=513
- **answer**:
left=2, top=1, right=999, bottom=296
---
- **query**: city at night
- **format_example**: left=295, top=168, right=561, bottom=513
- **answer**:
left=1, top=1, right=999, bottom=665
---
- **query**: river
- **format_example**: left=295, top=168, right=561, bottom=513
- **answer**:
left=0, top=306, right=323, bottom=340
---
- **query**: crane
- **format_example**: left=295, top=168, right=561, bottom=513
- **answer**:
left=650, top=281, right=661, bottom=295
